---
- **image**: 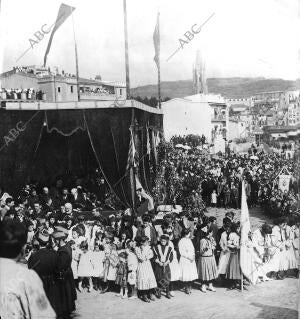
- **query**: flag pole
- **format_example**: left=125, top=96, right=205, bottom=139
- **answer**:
left=123, top=0, right=131, bottom=100
left=71, top=12, right=80, bottom=102
left=241, top=274, right=244, bottom=292
left=157, top=14, right=161, bottom=109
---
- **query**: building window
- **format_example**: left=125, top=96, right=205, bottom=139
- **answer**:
left=70, top=86, right=73, bottom=93
left=58, top=87, right=61, bottom=93
left=120, top=89, right=122, bottom=95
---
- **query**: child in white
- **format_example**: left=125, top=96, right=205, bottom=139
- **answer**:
left=78, top=241, right=94, bottom=292
left=90, top=243, right=105, bottom=291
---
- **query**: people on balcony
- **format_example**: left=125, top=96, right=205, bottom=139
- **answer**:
left=0, top=88, right=45, bottom=101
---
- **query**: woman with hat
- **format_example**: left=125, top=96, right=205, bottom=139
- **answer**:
left=178, top=229, right=198, bottom=294
left=153, top=234, right=173, bottom=299
left=52, top=226, right=77, bottom=319
left=197, top=224, right=218, bottom=293
left=135, top=235, right=157, bottom=302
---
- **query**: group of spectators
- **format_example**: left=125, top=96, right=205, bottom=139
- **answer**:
left=0, top=88, right=44, bottom=100
left=79, top=86, right=112, bottom=95
left=155, top=141, right=299, bottom=218
left=0, top=182, right=299, bottom=318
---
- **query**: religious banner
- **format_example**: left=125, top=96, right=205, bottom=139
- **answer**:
left=278, top=174, right=291, bottom=192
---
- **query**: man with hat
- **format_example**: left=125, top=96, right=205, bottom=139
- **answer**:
left=52, top=226, right=77, bottom=319
left=136, top=186, right=154, bottom=216
left=28, top=229, right=58, bottom=313
left=136, top=214, right=157, bottom=246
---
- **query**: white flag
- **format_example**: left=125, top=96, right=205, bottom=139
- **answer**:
left=240, top=181, right=256, bottom=285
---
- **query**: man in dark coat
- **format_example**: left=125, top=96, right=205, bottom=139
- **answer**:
left=28, top=229, right=58, bottom=314
left=52, top=226, right=77, bottom=319
left=136, top=214, right=157, bottom=246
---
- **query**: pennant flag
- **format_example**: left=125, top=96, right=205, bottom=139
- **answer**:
left=153, top=13, right=160, bottom=68
left=126, top=127, right=137, bottom=171
left=240, top=181, right=256, bottom=285
left=43, top=3, right=75, bottom=66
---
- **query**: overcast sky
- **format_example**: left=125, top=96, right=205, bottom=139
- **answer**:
left=0, top=0, right=300, bottom=87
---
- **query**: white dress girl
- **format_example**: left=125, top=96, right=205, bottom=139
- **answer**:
left=178, top=237, right=198, bottom=282
left=90, top=249, right=105, bottom=278
left=135, top=245, right=157, bottom=290
left=285, top=225, right=298, bottom=270
left=217, top=231, right=230, bottom=275
left=168, top=241, right=180, bottom=281
left=78, top=249, right=93, bottom=277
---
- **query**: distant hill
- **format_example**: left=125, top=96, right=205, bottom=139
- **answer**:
left=131, top=77, right=300, bottom=99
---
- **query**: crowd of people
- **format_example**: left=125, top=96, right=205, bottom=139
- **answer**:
left=0, top=88, right=44, bottom=100
left=79, top=86, right=112, bottom=95
left=0, top=137, right=299, bottom=318
left=0, top=177, right=299, bottom=318
left=154, top=141, right=299, bottom=217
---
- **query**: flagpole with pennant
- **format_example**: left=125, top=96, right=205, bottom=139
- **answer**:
left=43, top=3, right=76, bottom=67
left=153, top=12, right=161, bottom=109
left=71, top=12, right=80, bottom=101
left=123, top=0, right=131, bottom=99
left=240, top=180, right=257, bottom=291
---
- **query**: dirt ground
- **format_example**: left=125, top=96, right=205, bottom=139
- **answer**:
left=72, top=208, right=299, bottom=319
left=73, top=278, right=299, bottom=319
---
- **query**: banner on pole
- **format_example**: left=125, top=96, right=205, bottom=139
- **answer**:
left=278, top=175, right=291, bottom=192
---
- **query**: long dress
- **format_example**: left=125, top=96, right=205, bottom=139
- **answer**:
left=251, top=229, right=272, bottom=278
left=217, top=231, right=230, bottom=275
left=90, top=250, right=105, bottom=278
left=135, top=245, right=157, bottom=290
left=292, top=226, right=299, bottom=265
left=197, top=238, right=217, bottom=282
left=178, top=237, right=198, bottom=282
left=168, top=241, right=180, bottom=281
left=77, top=250, right=93, bottom=277
left=285, top=225, right=297, bottom=270
left=226, top=232, right=241, bottom=280
left=269, top=226, right=288, bottom=272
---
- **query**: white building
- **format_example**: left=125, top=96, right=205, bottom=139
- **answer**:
left=161, top=93, right=228, bottom=146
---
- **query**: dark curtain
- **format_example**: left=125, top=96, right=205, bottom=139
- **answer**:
left=0, top=109, right=44, bottom=193
left=84, top=109, right=132, bottom=207
left=0, top=108, right=162, bottom=206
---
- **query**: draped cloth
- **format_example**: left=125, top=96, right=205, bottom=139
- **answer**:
left=0, top=108, right=163, bottom=207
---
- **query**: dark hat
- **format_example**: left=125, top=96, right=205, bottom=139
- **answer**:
left=142, top=214, right=151, bottom=222
left=140, top=235, right=149, bottom=243
left=78, top=215, right=85, bottom=221
left=37, top=229, right=49, bottom=243
left=52, top=226, right=69, bottom=239
left=261, top=223, right=272, bottom=235
left=160, top=234, right=169, bottom=241
left=118, top=251, right=127, bottom=259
